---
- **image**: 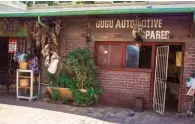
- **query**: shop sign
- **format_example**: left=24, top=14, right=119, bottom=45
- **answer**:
left=95, top=19, right=170, bottom=40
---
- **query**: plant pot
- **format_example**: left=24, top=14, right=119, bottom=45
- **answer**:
left=19, top=62, right=28, bottom=69
left=80, top=89, right=87, bottom=93
left=47, top=87, right=74, bottom=100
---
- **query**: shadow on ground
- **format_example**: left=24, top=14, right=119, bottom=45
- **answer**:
left=0, top=90, right=195, bottom=124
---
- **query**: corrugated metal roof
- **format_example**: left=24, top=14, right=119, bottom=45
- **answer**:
left=27, top=4, right=195, bottom=12
left=0, top=1, right=26, bottom=12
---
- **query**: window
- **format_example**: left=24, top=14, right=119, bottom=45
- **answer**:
left=126, top=45, right=140, bottom=68
left=98, top=44, right=122, bottom=67
left=96, top=42, right=154, bottom=70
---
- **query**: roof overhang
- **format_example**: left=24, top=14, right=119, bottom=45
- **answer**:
left=0, top=1, right=26, bottom=12
left=0, top=3, right=195, bottom=17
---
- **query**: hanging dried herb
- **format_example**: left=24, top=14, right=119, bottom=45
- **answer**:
left=0, top=19, right=23, bottom=36
left=132, top=16, right=145, bottom=42
left=84, top=17, right=92, bottom=43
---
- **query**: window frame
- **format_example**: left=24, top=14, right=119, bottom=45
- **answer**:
left=95, top=41, right=155, bottom=72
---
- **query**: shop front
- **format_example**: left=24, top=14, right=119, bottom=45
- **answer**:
left=0, top=19, right=27, bottom=92
left=0, top=19, right=42, bottom=99
left=0, top=7, right=195, bottom=115
left=59, top=13, right=194, bottom=114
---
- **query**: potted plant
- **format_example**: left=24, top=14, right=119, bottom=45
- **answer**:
left=14, top=51, right=28, bottom=69
left=13, top=50, right=29, bottom=87
left=47, top=72, right=74, bottom=100
left=47, top=48, right=102, bottom=106
left=65, top=48, right=102, bottom=106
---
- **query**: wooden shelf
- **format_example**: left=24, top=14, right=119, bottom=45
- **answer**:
left=19, top=76, right=31, bottom=78
left=19, top=87, right=30, bottom=89
left=17, top=69, right=40, bottom=101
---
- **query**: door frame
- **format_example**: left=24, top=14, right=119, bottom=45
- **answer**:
left=150, top=42, right=185, bottom=113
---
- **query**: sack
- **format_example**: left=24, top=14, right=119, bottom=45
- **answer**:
left=48, top=59, right=59, bottom=74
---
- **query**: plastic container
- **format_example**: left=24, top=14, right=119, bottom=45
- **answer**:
left=19, top=62, right=28, bottom=69
left=20, top=79, right=29, bottom=87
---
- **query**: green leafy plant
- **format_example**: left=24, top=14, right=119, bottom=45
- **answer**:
left=59, top=72, right=76, bottom=88
left=64, top=48, right=102, bottom=106
left=59, top=97, right=69, bottom=104
left=65, top=48, right=96, bottom=89
left=46, top=72, right=58, bottom=87
left=20, top=1, right=57, bottom=7
left=51, top=88, right=59, bottom=101
left=46, top=48, right=102, bottom=106
left=51, top=88, right=69, bottom=104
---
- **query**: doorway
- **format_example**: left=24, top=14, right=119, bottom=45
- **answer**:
left=0, top=37, right=12, bottom=91
left=0, top=37, right=27, bottom=92
left=166, top=45, right=182, bottom=112
left=153, top=43, right=183, bottom=114
left=165, top=45, right=182, bottom=112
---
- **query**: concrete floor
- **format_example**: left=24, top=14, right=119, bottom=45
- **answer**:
left=0, top=90, right=195, bottom=124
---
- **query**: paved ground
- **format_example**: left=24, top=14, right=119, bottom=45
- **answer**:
left=0, top=91, right=195, bottom=124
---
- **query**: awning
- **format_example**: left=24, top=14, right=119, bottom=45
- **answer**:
left=0, top=3, right=195, bottom=17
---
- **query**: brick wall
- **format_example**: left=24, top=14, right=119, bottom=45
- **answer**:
left=59, top=18, right=151, bottom=109
left=98, top=69, right=151, bottom=109
left=180, top=40, right=195, bottom=112
left=59, top=16, right=194, bottom=111
left=60, top=19, right=88, bottom=58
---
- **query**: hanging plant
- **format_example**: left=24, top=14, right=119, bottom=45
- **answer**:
left=23, top=21, right=34, bottom=44
left=132, top=16, right=145, bottom=42
left=33, top=19, right=61, bottom=74
left=32, top=21, right=42, bottom=48
left=84, top=17, right=92, bottom=43
left=0, top=19, right=22, bottom=36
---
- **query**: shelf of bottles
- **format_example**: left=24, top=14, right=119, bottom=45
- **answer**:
left=16, top=69, right=40, bottom=101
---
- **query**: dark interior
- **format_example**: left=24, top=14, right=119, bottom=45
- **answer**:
left=0, top=37, right=11, bottom=88
left=0, top=37, right=27, bottom=91
left=0, top=37, right=9, bottom=66
left=139, top=45, right=152, bottom=68
left=165, top=45, right=182, bottom=112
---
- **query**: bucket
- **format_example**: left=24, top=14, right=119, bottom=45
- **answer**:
left=19, top=62, right=28, bottom=69
left=20, top=79, right=29, bottom=87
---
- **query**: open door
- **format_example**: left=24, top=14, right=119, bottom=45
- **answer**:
left=153, top=46, right=169, bottom=114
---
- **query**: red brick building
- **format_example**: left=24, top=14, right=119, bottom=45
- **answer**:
left=0, top=2, right=195, bottom=114
left=60, top=13, right=192, bottom=114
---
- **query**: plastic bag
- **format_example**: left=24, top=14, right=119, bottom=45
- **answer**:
left=48, top=59, right=59, bottom=74
left=45, top=56, right=50, bottom=67
left=47, top=52, right=60, bottom=74
left=191, top=78, right=195, bottom=89
left=186, top=77, right=193, bottom=88
left=28, top=56, right=39, bottom=72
